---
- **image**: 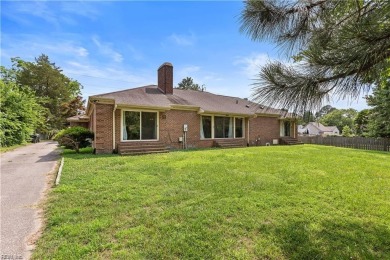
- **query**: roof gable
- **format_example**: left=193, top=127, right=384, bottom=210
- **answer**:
left=306, top=122, right=339, bottom=132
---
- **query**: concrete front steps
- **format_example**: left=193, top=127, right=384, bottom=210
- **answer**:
left=117, top=142, right=169, bottom=155
left=214, top=138, right=247, bottom=148
left=280, top=136, right=304, bottom=145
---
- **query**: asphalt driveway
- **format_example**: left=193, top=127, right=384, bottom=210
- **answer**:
left=1, top=141, right=60, bottom=259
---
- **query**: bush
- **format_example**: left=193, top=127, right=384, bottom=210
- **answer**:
left=54, top=126, right=94, bottom=153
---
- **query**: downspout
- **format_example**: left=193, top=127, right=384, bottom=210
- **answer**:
left=113, top=104, right=117, bottom=151
left=93, top=103, right=97, bottom=150
left=293, top=121, right=296, bottom=138
left=247, top=118, right=250, bottom=146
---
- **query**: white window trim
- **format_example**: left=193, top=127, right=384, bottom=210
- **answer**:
left=200, top=115, right=245, bottom=140
left=234, top=117, right=245, bottom=139
left=121, top=109, right=159, bottom=142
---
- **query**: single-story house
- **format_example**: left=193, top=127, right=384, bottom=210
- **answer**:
left=69, top=62, right=299, bottom=154
left=66, top=114, right=89, bottom=128
left=298, top=122, right=340, bottom=136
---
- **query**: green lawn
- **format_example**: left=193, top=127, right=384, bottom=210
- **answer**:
left=33, top=145, right=390, bottom=259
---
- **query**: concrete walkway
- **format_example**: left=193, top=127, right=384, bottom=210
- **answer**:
left=1, top=141, right=60, bottom=259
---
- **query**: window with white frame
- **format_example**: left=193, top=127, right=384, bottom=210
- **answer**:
left=123, top=111, right=157, bottom=140
left=215, top=116, right=233, bottom=138
left=200, top=115, right=244, bottom=139
left=235, top=118, right=244, bottom=138
left=200, top=116, right=212, bottom=139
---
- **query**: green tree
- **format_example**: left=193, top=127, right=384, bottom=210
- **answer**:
left=354, top=109, right=372, bottom=136
left=299, top=105, right=335, bottom=125
left=0, top=76, right=44, bottom=146
left=315, top=105, right=336, bottom=120
left=366, top=75, right=390, bottom=137
left=320, top=108, right=358, bottom=134
left=176, top=77, right=205, bottom=91
left=298, top=110, right=315, bottom=125
left=61, top=95, right=85, bottom=120
left=11, top=54, right=83, bottom=132
left=240, top=0, right=390, bottom=112
left=342, top=125, right=353, bottom=137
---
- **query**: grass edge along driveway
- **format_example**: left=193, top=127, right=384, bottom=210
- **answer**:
left=33, top=145, right=390, bottom=259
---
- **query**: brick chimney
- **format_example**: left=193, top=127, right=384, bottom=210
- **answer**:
left=157, top=62, right=173, bottom=94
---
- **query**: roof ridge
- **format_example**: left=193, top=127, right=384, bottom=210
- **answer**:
left=91, top=85, right=156, bottom=97
left=173, top=88, right=249, bottom=101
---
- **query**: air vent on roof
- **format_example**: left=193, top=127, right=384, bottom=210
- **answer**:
left=245, top=104, right=250, bottom=108
left=235, top=100, right=238, bottom=104
left=259, top=106, right=264, bottom=109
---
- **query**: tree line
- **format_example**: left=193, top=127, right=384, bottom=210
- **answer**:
left=300, top=101, right=389, bottom=138
left=240, top=0, right=389, bottom=138
left=1, top=54, right=84, bottom=147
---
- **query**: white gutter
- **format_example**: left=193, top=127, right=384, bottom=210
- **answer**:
left=247, top=118, right=250, bottom=145
left=93, top=103, right=97, bottom=150
left=293, top=121, right=296, bottom=138
left=113, top=104, right=117, bottom=150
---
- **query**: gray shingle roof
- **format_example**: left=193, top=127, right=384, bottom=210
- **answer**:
left=306, top=122, right=339, bottom=133
left=66, top=114, right=89, bottom=122
left=91, top=85, right=291, bottom=117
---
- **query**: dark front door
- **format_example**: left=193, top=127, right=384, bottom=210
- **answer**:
left=284, top=121, right=291, bottom=137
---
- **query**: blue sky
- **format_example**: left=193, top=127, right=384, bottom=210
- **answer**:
left=1, top=1, right=368, bottom=110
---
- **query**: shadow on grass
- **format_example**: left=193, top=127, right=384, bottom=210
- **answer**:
left=61, top=146, right=228, bottom=160
left=268, top=218, right=390, bottom=259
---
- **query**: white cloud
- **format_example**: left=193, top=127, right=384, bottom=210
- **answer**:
left=1, top=34, right=89, bottom=60
left=3, top=1, right=100, bottom=27
left=92, top=36, right=123, bottom=63
left=168, top=33, right=196, bottom=46
left=126, top=44, right=144, bottom=61
left=62, top=61, right=153, bottom=97
left=234, top=53, right=270, bottom=78
left=175, top=65, right=204, bottom=85
left=177, top=65, right=200, bottom=76
left=16, top=1, right=56, bottom=23
left=64, top=61, right=141, bottom=82
left=60, top=2, right=100, bottom=20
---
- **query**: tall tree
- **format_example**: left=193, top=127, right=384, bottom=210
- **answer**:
left=354, top=109, right=372, bottom=136
left=315, top=105, right=336, bottom=120
left=10, top=54, right=83, bottom=131
left=365, top=72, right=390, bottom=137
left=176, top=77, right=206, bottom=91
left=342, top=125, right=353, bottom=137
left=240, top=0, right=390, bottom=112
left=320, top=108, right=358, bottom=134
left=298, top=110, right=315, bottom=125
left=61, top=95, right=86, bottom=120
left=0, top=67, right=45, bottom=146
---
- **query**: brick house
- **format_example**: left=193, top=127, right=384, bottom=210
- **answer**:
left=69, top=62, right=298, bottom=154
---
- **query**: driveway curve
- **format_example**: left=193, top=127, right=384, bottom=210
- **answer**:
left=1, top=141, right=60, bottom=259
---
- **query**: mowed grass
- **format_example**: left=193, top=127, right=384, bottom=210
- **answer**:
left=33, top=145, right=390, bottom=259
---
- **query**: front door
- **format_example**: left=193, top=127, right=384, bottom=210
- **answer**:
left=280, top=121, right=292, bottom=137
left=284, top=121, right=291, bottom=137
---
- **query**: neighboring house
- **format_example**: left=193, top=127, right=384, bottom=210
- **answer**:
left=66, top=114, right=89, bottom=128
left=68, top=62, right=298, bottom=154
left=298, top=122, right=340, bottom=136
